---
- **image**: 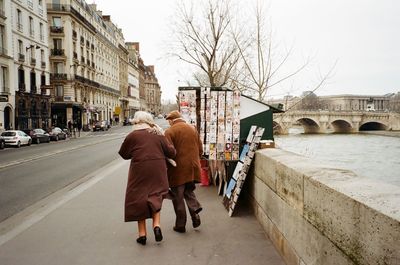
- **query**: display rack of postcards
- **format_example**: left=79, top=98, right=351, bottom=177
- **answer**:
left=222, top=125, right=265, bottom=216
left=178, top=87, right=241, bottom=161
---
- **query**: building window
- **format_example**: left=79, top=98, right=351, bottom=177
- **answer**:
left=39, top=23, right=44, bottom=41
left=40, top=49, right=44, bottom=62
left=52, top=16, right=62, bottom=28
left=0, top=25, right=5, bottom=55
left=53, top=38, right=62, bottom=49
left=38, top=0, right=43, bottom=16
left=1, top=66, right=8, bottom=93
left=54, top=62, right=63, bottom=73
left=17, top=9, right=23, bottom=32
left=18, top=40, right=23, bottom=54
left=29, top=16, right=34, bottom=36
left=55, top=85, right=63, bottom=97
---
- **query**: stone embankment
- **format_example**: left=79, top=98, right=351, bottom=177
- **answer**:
left=246, top=148, right=400, bottom=265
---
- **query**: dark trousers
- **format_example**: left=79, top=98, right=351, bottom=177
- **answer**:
left=170, top=182, right=202, bottom=228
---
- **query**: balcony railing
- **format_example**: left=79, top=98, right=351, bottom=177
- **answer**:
left=17, top=23, right=23, bottom=32
left=50, top=73, right=68, bottom=80
left=41, top=61, right=46, bottom=68
left=30, top=86, right=37, bottom=94
left=30, top=58, right=36, bottom=66
left=51, top=49, right=65, bottom=56
left=50, top=26, right=64, bottom=34
left=18, top=83, right=26, bottom=92
left=18, top=53, right=25, bottom=62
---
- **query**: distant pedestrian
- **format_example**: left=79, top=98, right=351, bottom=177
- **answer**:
left=77, top=122, right=81, bottom=137
left=67, top=120, right=72, bottom=135
left=118, top=111, right=176, bottom=245
left=164, top=110, right=203, bottom=233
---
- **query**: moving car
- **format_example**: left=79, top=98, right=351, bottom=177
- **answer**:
left=48, top=127, right=67, bottom=141
left=1, top=130, right=32, bottom=148
left=23, top=129, right=51, bottom=144
left=92, top=121, right=109, bottom=131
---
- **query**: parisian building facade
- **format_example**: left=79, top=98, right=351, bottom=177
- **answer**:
left=144, top=65, right=161, bottom=115
left=8, top=0, right=51, bottom=131
left=126, top=42, right=140, bottom=118
left=0, top=0, right=162, bottom=132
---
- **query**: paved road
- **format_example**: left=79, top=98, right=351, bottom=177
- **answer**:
left=0, top=126, right=131, bottom=222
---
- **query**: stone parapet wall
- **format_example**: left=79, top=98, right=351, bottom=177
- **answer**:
left=246, top=148, right=400, bottom=265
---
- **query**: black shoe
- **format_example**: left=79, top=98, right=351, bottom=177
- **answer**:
left=136, top=236, right=146, bottom=245
left=173, top=226, right=186, bottom=233
left=194, top=207, right=203, bottom=214
left=192, top=213, right=201, bottom=228
left=154, top=226, right=163, bottom=242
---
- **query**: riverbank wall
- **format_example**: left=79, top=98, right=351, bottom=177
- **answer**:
left=245, top=148, right=400, bottom=265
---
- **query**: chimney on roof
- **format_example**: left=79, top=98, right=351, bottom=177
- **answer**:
left=148, top=65, right=155, bottom=73
left=102, top=15, right=111, bottom=22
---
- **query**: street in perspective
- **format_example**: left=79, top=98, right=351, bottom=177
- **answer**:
left=1, top=0, right=400, bottom=264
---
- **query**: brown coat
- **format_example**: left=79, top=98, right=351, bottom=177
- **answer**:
left=118, top=128, right=176, bottom=222
left=165, top=119, right=203, bottom=187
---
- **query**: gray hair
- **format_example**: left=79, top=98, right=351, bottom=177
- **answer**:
left=132, top=111, right=154, bottom=125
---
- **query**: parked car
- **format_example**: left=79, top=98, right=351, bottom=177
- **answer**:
left=92, top=121, right=109, bottom=131
left=23, top=129, right=51, bottom=144
left=1, top=130, right=32, bottom=148
left=0, top=135, right=5, bottom=149
left=48, top=127, right=67, bottom=141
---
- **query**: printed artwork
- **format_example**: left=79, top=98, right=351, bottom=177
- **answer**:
left=179, top=90, right=197, bottom=126
left=223, top=126, right=265, bottom=216
left=180, top=88, right=241, bottom=161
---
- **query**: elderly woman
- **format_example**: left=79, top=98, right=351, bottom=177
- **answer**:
left=118, top=111, right=176, bottom=245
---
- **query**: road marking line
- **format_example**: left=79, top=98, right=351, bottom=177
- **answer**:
left=0, top=159, right=128, bottom=246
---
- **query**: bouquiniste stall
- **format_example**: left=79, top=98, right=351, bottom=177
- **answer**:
left=178, top=87, right=283, bottom=215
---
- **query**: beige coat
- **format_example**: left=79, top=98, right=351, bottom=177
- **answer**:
left=165, top=119, right=203, bottom=187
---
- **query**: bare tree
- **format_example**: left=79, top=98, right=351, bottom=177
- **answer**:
left=169, top=0, right=240, bottom=87
left=231, top=2, right=314, bottom=101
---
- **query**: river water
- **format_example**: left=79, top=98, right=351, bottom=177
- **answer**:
left=274, top=132, right=400, bottom=187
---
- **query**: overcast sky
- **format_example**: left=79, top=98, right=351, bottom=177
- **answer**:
left=93, top=0, right=400, bottom=101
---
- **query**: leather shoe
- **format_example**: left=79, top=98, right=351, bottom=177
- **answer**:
left=173, top=226, right=186, bottom=233
left=192, top=213, right=201, bottom=228
left=154, top=226, right=163, bottom=242
left=136, top=236, right=146, bottom=245
left=195, top=207, right=203, bottom=214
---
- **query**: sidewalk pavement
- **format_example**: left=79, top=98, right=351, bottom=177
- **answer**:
left=0, top=159, right=285, bottom=265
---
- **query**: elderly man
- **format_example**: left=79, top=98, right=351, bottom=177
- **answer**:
left=165, top=110, right=203, bottom=233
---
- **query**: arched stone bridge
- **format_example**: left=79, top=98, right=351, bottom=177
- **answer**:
left=273, top=110, right=400, bottom=134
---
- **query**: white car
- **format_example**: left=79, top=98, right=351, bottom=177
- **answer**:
left=1, top=130, right=32, bottom=148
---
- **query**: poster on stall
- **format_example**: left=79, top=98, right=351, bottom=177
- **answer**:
left=179, top=90, right=197, bottom=126
left=223, top=126, right=265, bottom=216
left=178, top=88, right=241, bottom=161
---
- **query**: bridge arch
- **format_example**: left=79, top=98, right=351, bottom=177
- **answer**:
left=359, top=121, right=387, bottom=131
left=331, top=119, right=353, bottom=133
left=296, top=118, right=320, bottom=134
